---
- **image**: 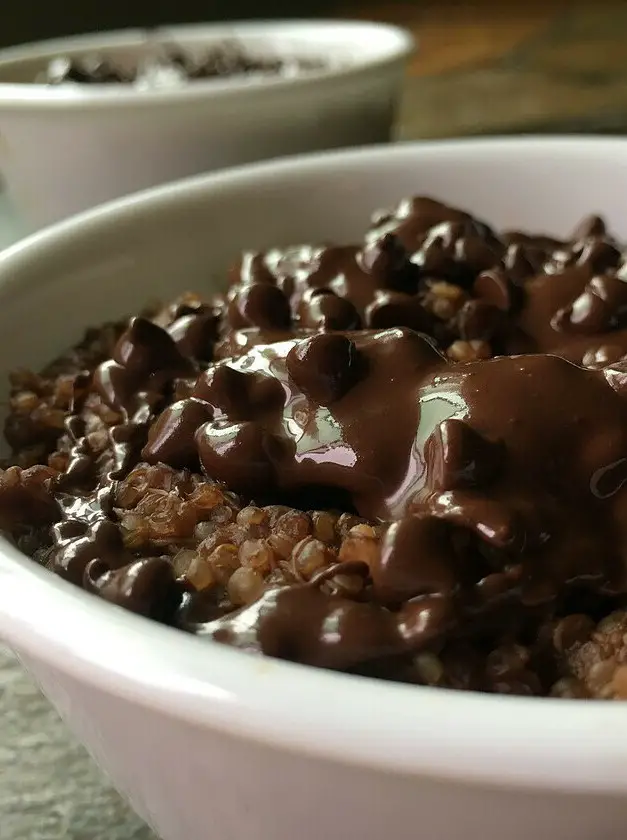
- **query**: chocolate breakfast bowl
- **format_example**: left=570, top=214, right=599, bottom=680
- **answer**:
left=3, top=139, right=627, bottom=840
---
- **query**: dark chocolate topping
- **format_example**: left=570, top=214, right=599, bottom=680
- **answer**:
left=228, top=239, right=429, bottom=331
left=143, top=398, right=214, bottom=470
left=368, top=196, right=482, bottom=251
left=285, top=334, right=362, bottom=405
left=167, top=307, right=220, bottom=361
left=94, top=316, right=195, bottom=419
left=187, top=569, right=455, bottom=671
left=141, top=327, right=627, bottom=660
left=7, top=192, right=627, bottom=694
left=298, top=288, right=362, bottom=332
left=52, top=511, right=132, bottom=585
left=150, top=328, right=441, bottom=519
left=227, top=283, right=292, bottom=331
left=516, top=268, right=627, bottom=363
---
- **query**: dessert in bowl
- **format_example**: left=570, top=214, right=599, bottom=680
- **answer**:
left=36, top=39, right=328, bottom=86
left=0, top=20, right=412, bottom=230
left=2, top=139, right=627, bottom=840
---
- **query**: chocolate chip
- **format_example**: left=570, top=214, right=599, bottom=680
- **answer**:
left=286, top=334, right=361, bottom=405
left=372, top=515, right=459, bottom=603
left=413, top=221, right=501, bottom=286
left=168, top=310, right=220, bottom=361
left=372, top=326, right=444, bottom=370
left=95, top=317, right=193, bottom=414
left=456, top=299, right=502, bottom=341
left=575, top=239, right=621, bottom=273
left=227, top=283, right=292, bottom=330
left=359, top=233, right=420, bottom=293
left=396, top=594, right=458, bottom=649
left=194, top=364, right=284, bottom=420
left=556, top=286, right=608, bottom=334
left=114, top=317, right=186, bottom=374
left=56, top=444, right=94, bottom=491
left=299, top=289, right=361, bottom=331
left=53, top=520, right=85, bottom=542
left=365, top=290, right=434, bottom=333
left=457, top=232, right=504, bottom=276
left=553, top=275, right=627, bottom=335
left=414, top=221, right=462, bottom=277
left=427, top=418, right=503, bottom=491
left=142, top=397, right=214, bottom=469
left=204, top=584, right=408, bottom=671
left=196, top=419, right=275, bottom=494
left=474, top=268, right=522, bottom=313
left=92, top=360, right=131, bottom=411
left=194, top=364, right=248, bottom=415
left=503, top=242, right=541, bottom=282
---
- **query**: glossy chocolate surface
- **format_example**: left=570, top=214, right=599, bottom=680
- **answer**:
left=4, top=194, right=627, bottom=695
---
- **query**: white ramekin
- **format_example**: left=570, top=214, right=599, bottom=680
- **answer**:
left=0, top=20, right=413, bottom=231
left=1, top=139, right=627, bottom=840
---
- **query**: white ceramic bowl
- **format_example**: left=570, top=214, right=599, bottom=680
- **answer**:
left=0, top=20, right=413, bottom=231
left=2, top=138, right=627, bottom=840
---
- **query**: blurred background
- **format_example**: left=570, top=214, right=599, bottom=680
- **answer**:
left=2, top=0, right=626, bottom=138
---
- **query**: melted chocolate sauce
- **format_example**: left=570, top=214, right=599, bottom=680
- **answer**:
left=141, top=329, right=627, bottom=662
left=6, top=193, right=627, bottom=682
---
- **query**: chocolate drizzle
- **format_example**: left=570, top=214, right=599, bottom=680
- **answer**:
left=146, top=328, right=440, bottom=518
left=144, top=335, right=627, bottom=662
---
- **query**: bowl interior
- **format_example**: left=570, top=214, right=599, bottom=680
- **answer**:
left=0, top=21, right=412, bottom=84
left=3, top=139, right=627, bottom=792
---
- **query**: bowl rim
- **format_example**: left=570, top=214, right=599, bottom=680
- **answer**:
left=2, top=136, right=627, bottom=795
left=0, top=19, right=414, bottom=109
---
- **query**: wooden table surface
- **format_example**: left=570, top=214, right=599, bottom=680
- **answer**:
left=3, top=2, right=627, bottom=839
left=343, top=0, right=627, bottom=138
